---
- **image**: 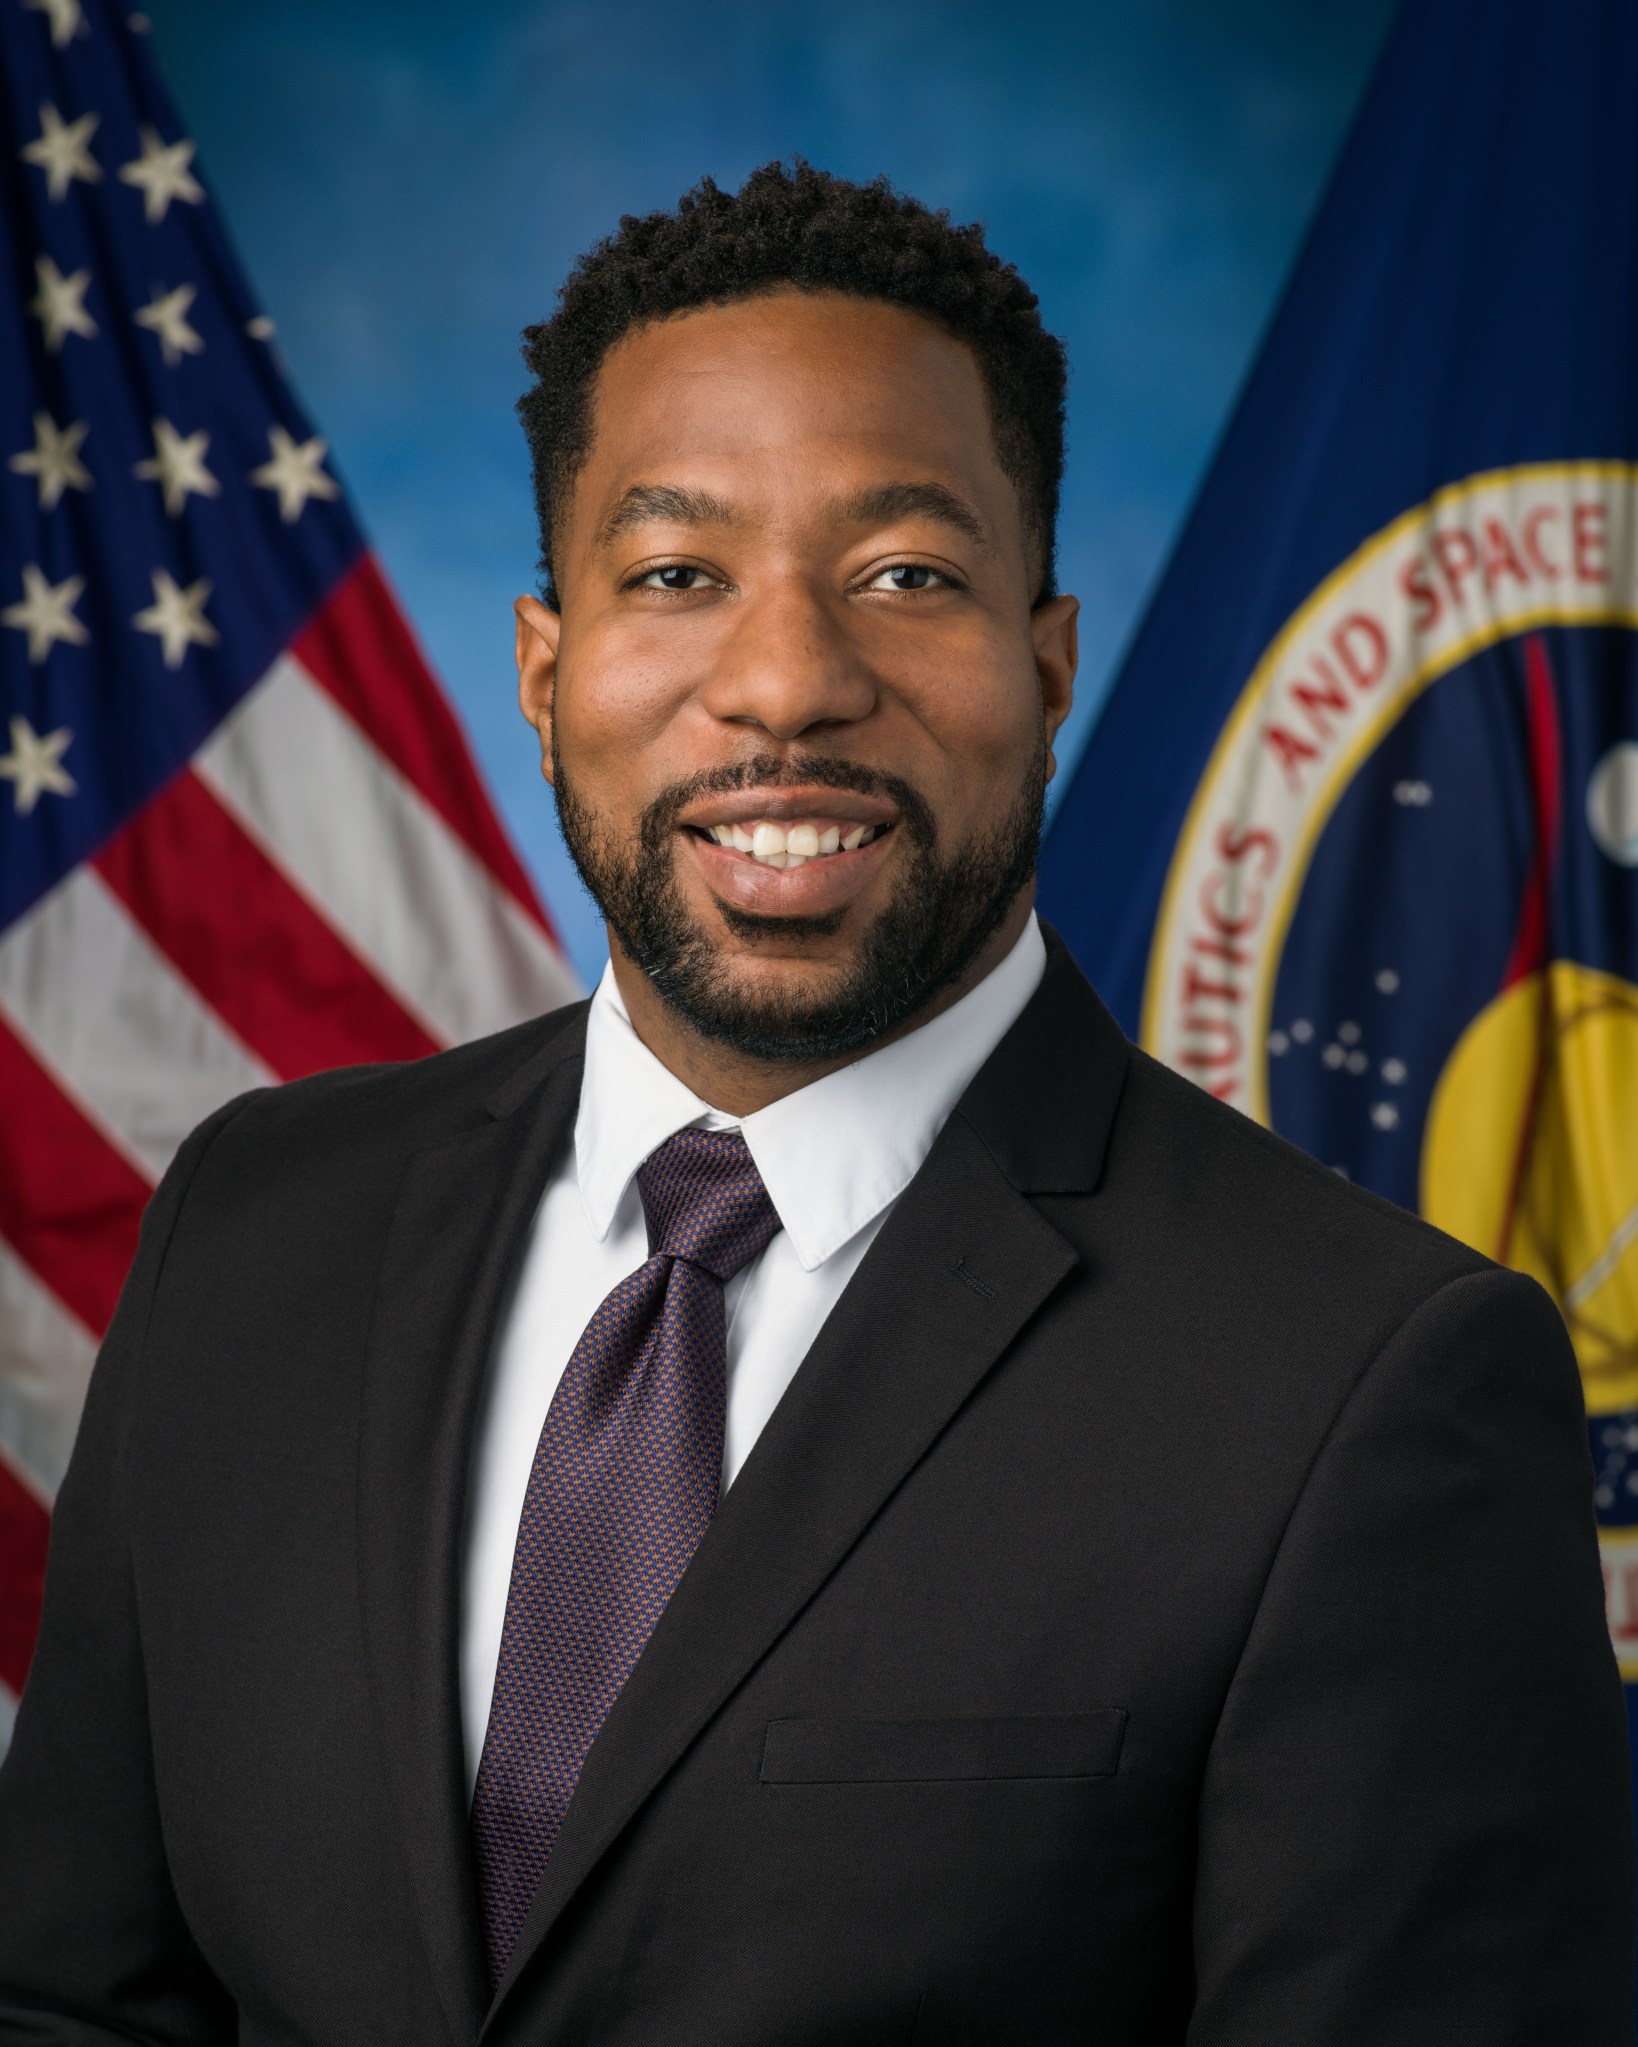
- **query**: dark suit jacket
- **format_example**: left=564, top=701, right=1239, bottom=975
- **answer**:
left=0, top=935, right=1631, bottom=2043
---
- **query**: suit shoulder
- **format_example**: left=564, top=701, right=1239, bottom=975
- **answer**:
left=1099, top=1042, right=1492, bottom=1300
left=1027, top=1042, right=1537, bottom=1495
left=193, top=1000, right=588, bottom=1178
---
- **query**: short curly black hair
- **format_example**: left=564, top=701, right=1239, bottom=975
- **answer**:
left=519, top=160, right=1067, bottom=607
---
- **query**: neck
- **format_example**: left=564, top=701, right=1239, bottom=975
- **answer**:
left=607, top=894, right=1035, bottom=1117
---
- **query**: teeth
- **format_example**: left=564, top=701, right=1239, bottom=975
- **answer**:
left=701, top=818, right=883, bottom=865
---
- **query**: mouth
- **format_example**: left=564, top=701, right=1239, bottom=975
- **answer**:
left=676, top=787, right=901, bottom=916
left=689, top=816, right=886, bottom=869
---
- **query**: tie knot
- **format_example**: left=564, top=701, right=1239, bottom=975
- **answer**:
left=635, top=1126, right=781, bottom=1281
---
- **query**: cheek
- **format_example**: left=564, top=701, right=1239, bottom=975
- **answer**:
left=555, top=629, right=704, bottom=773
left=897, top=647, right=1042, bottom=785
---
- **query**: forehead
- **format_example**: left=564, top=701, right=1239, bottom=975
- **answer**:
left=577, top=291, right=1010, bottom=520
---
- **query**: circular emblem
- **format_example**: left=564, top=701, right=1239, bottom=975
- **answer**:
left=1142, top=462, right=1638, bottom=1670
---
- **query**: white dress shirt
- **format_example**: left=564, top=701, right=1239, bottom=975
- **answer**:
left=459, top=913, right=1048, bottom=1791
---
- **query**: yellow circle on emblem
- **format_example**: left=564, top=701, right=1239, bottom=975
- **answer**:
left=1421, top=961, right=1638, bottom=1415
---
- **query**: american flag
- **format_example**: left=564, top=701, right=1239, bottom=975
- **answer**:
left=0, top=0, right=579, bottom=1742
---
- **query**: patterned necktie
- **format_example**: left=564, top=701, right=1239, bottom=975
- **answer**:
left=470, top=1125, right=782, bottom=1989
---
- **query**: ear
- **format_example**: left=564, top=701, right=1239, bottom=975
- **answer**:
left=1031, top=593, right=1078, bottom=780
left=515, top=594, right=562, bottom=786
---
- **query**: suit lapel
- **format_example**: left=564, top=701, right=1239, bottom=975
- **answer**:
left=356, top=1024, right=586, bottom=2046
left=490, top=941, right=1126, bottom=2016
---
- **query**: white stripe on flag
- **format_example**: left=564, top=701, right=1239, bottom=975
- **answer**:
left=0, top=1237, right=97, bottom=1502
left=197, top=656, right=579, bottom=1046
left=0, top=1681, right=15, bottom=1749
left=0, top=866, right=273, bottom=1181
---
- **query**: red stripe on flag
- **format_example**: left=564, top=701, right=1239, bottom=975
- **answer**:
left=0, top=1013, right=148, bottom=1339
left=95, top=770, right=441, bottom=1079
left=294, top=555, right=559, bottom=941
left=0, top=1453, right=49, bottom=1697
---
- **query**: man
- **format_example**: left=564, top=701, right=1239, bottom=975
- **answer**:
left=0, top=162, right=1630, bottom=2043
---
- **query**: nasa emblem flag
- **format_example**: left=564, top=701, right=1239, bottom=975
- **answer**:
left=1038, top=0, right=1638, bottom=1808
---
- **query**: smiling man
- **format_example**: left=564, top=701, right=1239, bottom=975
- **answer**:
left=0, top=164, right=1630, bottom=2045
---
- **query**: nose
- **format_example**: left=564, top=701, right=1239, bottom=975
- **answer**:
left=698, top=576, right=878, bottom=739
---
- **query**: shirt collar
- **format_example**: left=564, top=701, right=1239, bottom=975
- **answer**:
left=575, top=914, right=1047, bottom=1272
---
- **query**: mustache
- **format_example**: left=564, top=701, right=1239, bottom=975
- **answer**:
left=641, top=751, right=937, bottom=848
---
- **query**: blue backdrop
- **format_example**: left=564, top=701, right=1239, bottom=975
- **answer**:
left=138, top=0, right=1394, bottom=985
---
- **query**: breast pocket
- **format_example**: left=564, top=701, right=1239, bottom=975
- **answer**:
left=759, top=1710, right=1126, bottom=1785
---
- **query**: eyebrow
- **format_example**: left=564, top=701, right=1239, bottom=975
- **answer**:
left=836, top=482, right=991, bottom=550
left=596, top=484, right=740, bottom=546
left=594, top=478, right=991, bottom=551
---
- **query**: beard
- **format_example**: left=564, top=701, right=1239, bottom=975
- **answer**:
left=552, top=731, right=1046, bottom=1065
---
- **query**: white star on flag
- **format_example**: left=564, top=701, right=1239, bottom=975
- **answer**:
left=0, top=716, right=76, bottom=817
left=28, top=255, right=97, bottom=352
left=117, top=124, right=204, bottom=224
left=133, top=280, right=205, bottom=367
left=251, top=425, right=340, bottom=522
left=20, top=104, right=101, bottom=202
left=9, top=411, right=92, bottom=512
left=133, top=568, right=218, bottom=668
left=2, top=565, right=90, bottom=664
left=23, top=0, right=85, bottom=48
left=133, top=418, right=219, bottom=516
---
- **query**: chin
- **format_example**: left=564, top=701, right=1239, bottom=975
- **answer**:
left=707, top=942, right=859, bottom=1000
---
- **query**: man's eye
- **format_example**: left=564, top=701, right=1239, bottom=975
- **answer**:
left=638, top=564, right=714, bottom=591
left=866, top=563, right=948, bottom=592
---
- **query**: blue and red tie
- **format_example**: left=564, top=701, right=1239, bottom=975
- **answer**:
left=470, top=1126, right=782, bottom=1988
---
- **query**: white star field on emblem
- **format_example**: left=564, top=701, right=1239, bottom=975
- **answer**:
left=21, top=104, right=101, bottom=202
left=23, top=0, right=86, bottom=49
left=133, top=568, right=218, bottom=668
left=251, top=425, right=339, bottom=522
left=133, top=280, right=204, bottom=368
left=28, top=255, right=97, bottom=353
left=9, top=411, right=92, bottom=511
left=117, top=124, right=204, bottom=224
left=2, top=565, right=90, bottom=664
left=133, top=418, right=219, bottom=517
left=0, top=716, right=76, bottom=817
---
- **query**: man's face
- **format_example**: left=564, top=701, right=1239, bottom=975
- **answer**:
left=518, top=288, right=1077, bottom=1062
